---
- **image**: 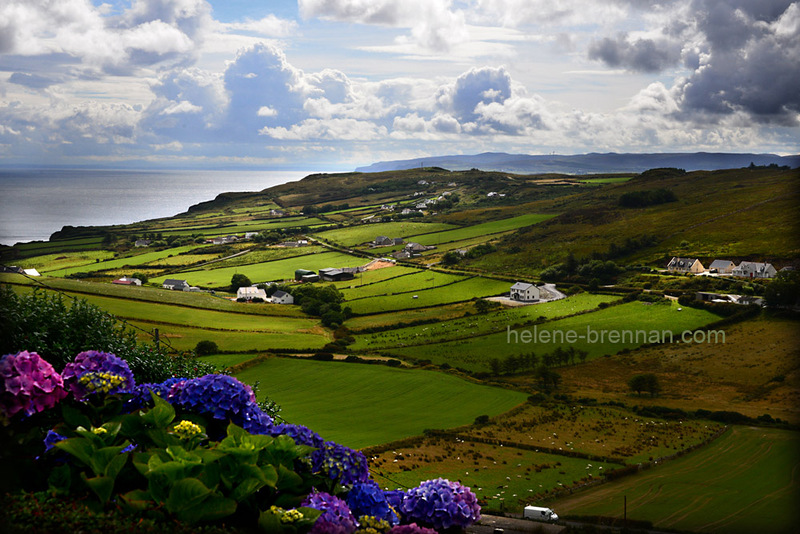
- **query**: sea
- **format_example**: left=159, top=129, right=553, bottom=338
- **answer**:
left=0, top=169, right=316, bottom=246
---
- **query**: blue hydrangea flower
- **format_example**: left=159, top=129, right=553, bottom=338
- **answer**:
left=61, top=351, right=135, bottom=401
left=43, top=429, right=67, bottom=452
left=382, top=490, right=405, bottom=512
left=127, top=377, right=187, bottom=410
left=169, top=374, right=273, bottom=434
left=312, top=441, right=370, bottom=486
left=399, top=478, right=481, bottom=530
left=346, top=481, right=399, bottom=526
left=302, top=491, right=358, bottom=534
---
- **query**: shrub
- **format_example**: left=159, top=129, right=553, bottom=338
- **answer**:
left=195, top=340, right=219, bottom=356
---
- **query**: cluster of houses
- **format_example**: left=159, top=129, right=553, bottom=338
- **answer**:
left=1, top=266, right=41, bottom=276
left=373, top=236, right=404, bottom=247
left=667, top=257, right=780, bottom=278
left=393, top=242, right=436, bottom=260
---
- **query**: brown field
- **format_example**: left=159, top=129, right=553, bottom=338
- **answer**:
left=550, top=315, right=800, bottom=424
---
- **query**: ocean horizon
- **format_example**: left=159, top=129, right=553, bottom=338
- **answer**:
left=0, top=168, right=315, bottom=246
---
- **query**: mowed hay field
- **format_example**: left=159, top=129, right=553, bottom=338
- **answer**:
left=235, top=358, right=527, bottom=448
left=551, top=426, right=800, bottom=534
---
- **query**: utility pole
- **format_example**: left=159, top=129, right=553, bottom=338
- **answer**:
left=154, top=328, right=160, bottom=350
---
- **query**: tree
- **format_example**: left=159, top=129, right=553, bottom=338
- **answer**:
left=230, top=273, right=252, bottom=292
left=195, top=340, right=219, bottom=356
left=132, top=272, right=149, bottom=284
left=628, top=373, right=661, bottom=397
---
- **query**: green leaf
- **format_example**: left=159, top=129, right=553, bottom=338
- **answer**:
left=61, top=403, right=91, bottom=429
left=275, top=464, right=305, bottom=494
left=55, top=437, right=96, bottom=468
left=141, top=392, right=175, bottom=428
left=164, top=477, right=212, bottom=517
left=231, top=477, right=264, bottom=502
left=104, top=449, right=129, bottom=479
left=177, top=494, right=237, bottom=524
left=119, top=489, right=153, bottom=513
left=47, top=464, right=72, bottom=495
left=81, top=473, right=114, bottom=504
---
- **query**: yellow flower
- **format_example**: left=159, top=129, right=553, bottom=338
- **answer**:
left=173, top=420, right=203, bottom=440
left=92, top=427, right=107, bottom=435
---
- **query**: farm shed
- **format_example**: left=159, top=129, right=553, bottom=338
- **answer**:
left=667, top=257, right=705, bottom=274
left=272, top=290, right=294, bottom=304
left=112, top=276, right=142, bottom=286
left=295, top=269, right=315, bottom=281
left=319, top=268, right=354, bottom=282
left=510, top=282, right=540, bottom=302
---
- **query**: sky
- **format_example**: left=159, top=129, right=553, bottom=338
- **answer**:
left=1, top=0, right=799, bottom=171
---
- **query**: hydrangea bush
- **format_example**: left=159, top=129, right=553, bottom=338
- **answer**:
left=0, top=349, right=481, bottom=533
left=0, top=350, right=68, bottom=424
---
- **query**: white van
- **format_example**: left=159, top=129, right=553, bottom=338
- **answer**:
left=523, top=506, right=559, bottom=522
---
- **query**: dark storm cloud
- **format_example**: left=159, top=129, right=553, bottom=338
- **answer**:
left=588, top=34, right=682, bottom=73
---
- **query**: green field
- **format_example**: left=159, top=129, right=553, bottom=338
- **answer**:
left=158, top=217, right=327, bottom=237
left=387, top=300, right=721, bottom=371
left=127, top=321, right=329, bottom=352
left=552, top=426, right=800, bottom=534
left=46, top=244, right=211, bottom=277
left=152, top=250, right=366, bottom=287
left=346, top=276, right=512, bottom=315
left=408, top=213, right=556, bottom=246
left=312, top=221, right=456, bottom=247
left=341, top=270, right=465, bottom=301
left=351, top=293, right=620, bottom=351
left=15, top=250, right=115, bottom=273
left=235, top=358, right=528, bottom=448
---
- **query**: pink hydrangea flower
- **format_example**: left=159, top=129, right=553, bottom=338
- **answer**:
left=0, top=351, right=68, bottom=423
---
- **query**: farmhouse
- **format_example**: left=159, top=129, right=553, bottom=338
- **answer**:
left=162, top=279, right=189, bottom=291
left=237, top=286, right=267, bottom=301
left=708, top=259, right=736, bottom=274
left=271, top=290, right=294, bottom=304
left=405, top=242, right=435, bottom=253
left=510, top=282, right=540, bottom=302
left=392, top=250, right=413, bottom=260
left=134, top=239, right=151, bottom=247
left=23, top=268, right=41, bottom=277
left=112, top=276, right=142, bottom=286
left=667, top=257, right=705, bottom=274
left=732, top=261, right=777, bottom=279
left=373, top=236, right=404, bottom=247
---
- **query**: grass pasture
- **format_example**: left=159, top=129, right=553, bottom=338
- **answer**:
left=350, top=293, right=619, bottom=351
left=345, top=276, right=512, bottom=315
left=551, top=426, right=800, bottom=534
left=151, top=250, right=366, bottom=287
left=46, top=244, right=210, bottom=277
left=369, top=437, right=622, bottom=509
left=340, top=270, right=465, bottom=301
left=387, top=300, right=721, bottom=371
left=235, top=358, right=527, bottom=448
left=408, top=213, right=556, bottom=246
left=14, top=250, right=115, bottom=273
left=312, top=221, right=456, bottom=247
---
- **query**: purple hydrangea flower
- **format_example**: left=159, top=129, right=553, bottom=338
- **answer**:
left=169, top=374, right=273, bottom=434
left=312, top=441, right=370, bottom=486
left=302, top=491, right=358, bottom=534
left=126, top=377, right=187, bottom=410
left=346, top=481, right=399, bottom=526
left=399, top=478, right=481, bottom=530
left=269, top=423, right=325, bottom=448
left=0, top=351, right=68, bottom=423
left=61, top=351, right=135, bottom=401
left=388, top=524, right=437, bottom=534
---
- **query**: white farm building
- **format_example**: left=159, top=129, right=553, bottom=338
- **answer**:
left=510, top=282, right=540, bottom=302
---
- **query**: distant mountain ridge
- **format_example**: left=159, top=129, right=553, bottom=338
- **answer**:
left=355, top=152, right=800, bottom=174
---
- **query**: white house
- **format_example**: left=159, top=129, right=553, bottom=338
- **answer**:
left=732, top=261, right=777, bottom=279
left=708, top=259, right=736, bottom=274
left=162, top=279, right=189, bottom=290
left=510, top=282, right=540, bottom=301
left=271, top=290, right=294, bottom=304
left=237, top=286, right=267, bottom=301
